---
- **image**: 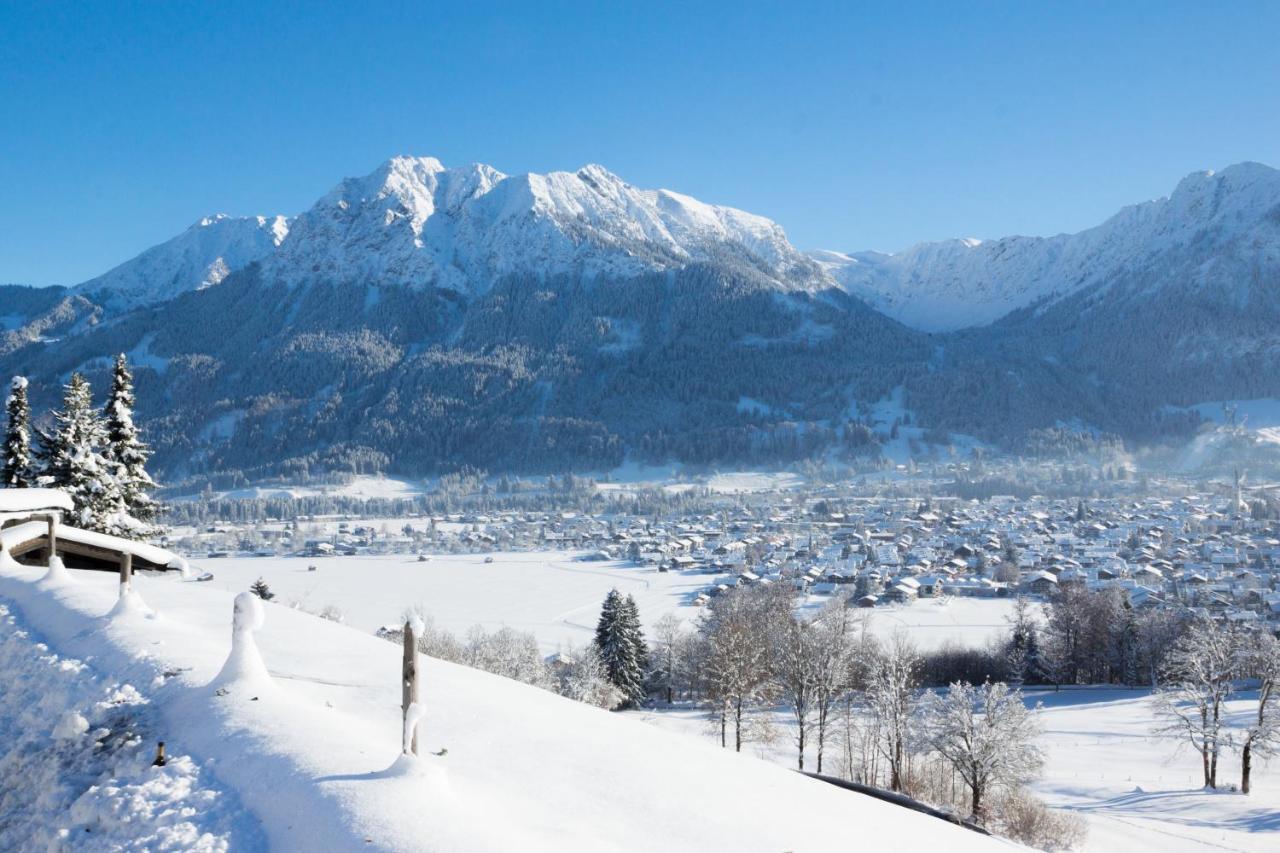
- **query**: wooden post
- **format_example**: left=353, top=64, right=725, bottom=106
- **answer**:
left=402, top=620, right=419, bottom=756
left=46, top=513, right=58, bottom=561
left=119, top=552, right=133, bottom=591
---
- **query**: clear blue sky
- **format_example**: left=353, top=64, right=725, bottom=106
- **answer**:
left=3, top=0, right=1279, bottom=286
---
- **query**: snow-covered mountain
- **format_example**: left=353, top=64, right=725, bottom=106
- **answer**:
left=69, top=157, right=824, bottom=309
left=266, top=155, right=824, bottom=293
left=8, top=158, right=1280, bottom=480
left=813, top=162, right=1280, bottom=331
left=73, top=213, right=289, bottom=310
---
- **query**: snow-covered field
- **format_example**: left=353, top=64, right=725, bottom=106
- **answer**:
left=1030, top=687, right=1280, bottom=852
left=197, top=551, right=1020, bottom=655
left=633, top=687, right=1280, bottom=852
left=175, top=475, right=430, bottom=502
left=198, top=552, right=709, bottom=653
left=858, top=597, right=1021, bottom=651
left=0, top=555, right=1004, bottom=852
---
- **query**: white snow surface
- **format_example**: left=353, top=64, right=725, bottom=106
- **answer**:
left=812, top=162, right=1280, bottom=331
left=634, top=686, right=1280, bottom=852
left=859, top=597, right=1021, bottom=651
left=200, top=551, right=710, bottom=654
left=0, top=487, right=73, bottom=515
left=0, top=557, right=1007, bottom=852
left=72, top=214, right=289, bottom=310
left=0, top=596, right=263, bottom=850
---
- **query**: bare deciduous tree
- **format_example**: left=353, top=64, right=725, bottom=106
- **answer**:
left=1151, top=619, right=1237, bottom=789
left=1239, top=633, right=1280, bottom=794
left=922, top=680, right=1043, bottom=822
left=865, top=632, right=920, bottom=791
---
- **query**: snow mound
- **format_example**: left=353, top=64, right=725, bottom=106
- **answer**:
left=106, top=584, right=157, bottom=621
left=210, top=592, right=273, bottom=693
left=39, top=554, right=72, bottom=588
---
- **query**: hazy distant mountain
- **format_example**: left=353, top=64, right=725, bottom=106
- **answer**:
left=814, top=162, right=1280, bottom=332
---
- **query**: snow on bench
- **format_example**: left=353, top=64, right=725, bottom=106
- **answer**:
left=0, top=519, right=183, bottom=572
left=0, top=488, right=74, bottom=517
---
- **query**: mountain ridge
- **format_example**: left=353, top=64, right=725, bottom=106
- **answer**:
left=812, top=161, right=1280, bottom=331
left=4, top=158, right=1279, bottom=483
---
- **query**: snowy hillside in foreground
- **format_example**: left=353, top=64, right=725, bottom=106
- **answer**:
left=73, top=214, right=289, bottom=310
left=265, top=156, right=824, bottom=294
left=812, top=162, right=1280, bottom=331
left=0, top=556, right=1007, bottom=852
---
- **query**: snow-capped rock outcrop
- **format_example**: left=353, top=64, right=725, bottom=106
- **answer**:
left=74, top=213, right=289, bottom=309
left=814, top=161, right=1280, bottom=331
left=266, top=155, right=825, bottom=293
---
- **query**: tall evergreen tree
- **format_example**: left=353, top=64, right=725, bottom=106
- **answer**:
left=593, top=588, right=646, bottom=707
left=39, top=373, right=120, bottom=532
left=621, top=593, right=649, bottom=680
left=3, top=376, right=34, bottom=488
left=103, top=354, right=159, bottom=531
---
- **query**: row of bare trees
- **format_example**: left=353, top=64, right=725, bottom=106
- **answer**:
left=1152, top=620, right=1280, bottom=793
left=646, top=586, right=1076, bottom=846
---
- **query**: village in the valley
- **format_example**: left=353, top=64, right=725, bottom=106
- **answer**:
left=166, top=465, right=1280, bottom=639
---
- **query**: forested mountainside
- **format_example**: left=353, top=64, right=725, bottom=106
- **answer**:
left=2, top=158, right=1278, bottom=484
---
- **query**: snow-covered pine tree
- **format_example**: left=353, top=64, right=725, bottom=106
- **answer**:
left=250, top=578, right=275, bottom=600
left=621, top=593, right=649, bottom=682
left=103, top=354, right=159, bottom=533
left=38, top=373, right=121, bottom=532
left=3, top=376, right=35, bottom=488
left=593, top=588, right=645, bottom=707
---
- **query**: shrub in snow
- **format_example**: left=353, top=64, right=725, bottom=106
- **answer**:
left=989, top=789, right=1087, bottom=851
left=249, top=578, right=274, bottom=600
left=551, top=646, right=624, bottom=710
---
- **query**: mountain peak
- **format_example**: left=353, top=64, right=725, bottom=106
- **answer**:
left=73, top=213, right=290, bottom=310
left=266, top=156, right=820, bottom=294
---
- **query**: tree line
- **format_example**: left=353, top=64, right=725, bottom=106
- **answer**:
left=2, top=355, right=159, bottom=538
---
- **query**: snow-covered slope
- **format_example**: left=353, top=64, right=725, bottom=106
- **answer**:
left=74, top=214, right=289, bottom=310
left=0, top=557, right=1009, bottom=852
left=813, top=162, right=1280, bottom=331
left=266, top=156, right=825, bottom=293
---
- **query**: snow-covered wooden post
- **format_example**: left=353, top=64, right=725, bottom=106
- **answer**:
left=119, top=551, right=132, bottom=592
left=46, top=513, right=58, bottom=561
left=402, top=620, right=420, bottom=756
